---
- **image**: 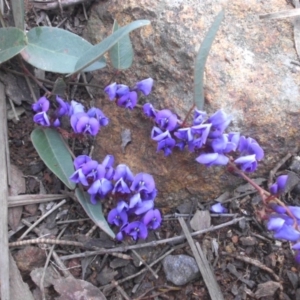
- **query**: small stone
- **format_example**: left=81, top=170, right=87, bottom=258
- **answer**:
left=97, top=266, right=118, bottom=285
left=231, top=235, right=239, bottom=244
left=240, top=236, right=257, bottom=246
left=254, top=281, right=281, bottom=298
left=110, top=258, right=130, bottom=269
left=162, top=254, right=200, bottom=286
left=225, top=243, right=236, bottom=254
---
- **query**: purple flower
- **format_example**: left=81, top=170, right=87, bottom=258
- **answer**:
left=124, top=221, right=148, bottom=240
left=273, top=224, right=300, bottom=242
left=174, top=127, right=194, bottom=151
left=193, top=109, right=207, bottom=125
left=211, top=133, right=240, bottom=154
left=56, top=96, right=70, bottom=117
left=288, top=206, right=300, bottom=219
left=33, top=112, right=50, bottom=126
left=135, top=78, right=154, bottom=95
left=73, top=155, right=92, bottom=170
left=151, top=127, right=169, bottom=141
left=155, top=109, right=178, bottom=131
left=140, top=188, right=157, bottom=201
left=210, top=203, right=227, bottom=214
left=196, top=153, right=229, bottom=167
left=75, top=115, right=100, bottom=136
left=117, top=91, right=138, bottom=109
left=87, top=178, right=113, bottom=200
left=208, top=110, right=232, bottom=138
left=143, top=209, right=162, bottom=229
left=292, top=242, right=300, bottom=250
left=114, top=164, right=134, bottom=182
left=87, top=107, right=109, bottom=127
left=70, top=112, right=87, bottom=133
left=69, top=100, right=85, bottom=115
left=267, top=217, right=286, bottom=231
left=238, top=136, right=264, bottom=161
left=100, top=155, right=115, bottom=180
left=234, top=154, right=257, bottom=173
left=32, top=96, right=50, bottom=112
left=131, top=173, right=155, bottom=193
left=107, top=201, right=129, bottom=227
left=104, top=82, right=117, bottom=100
left=190, top=123, right=212, bottom=150
left=269, top=204, right=287, bottom=214
left=69, top=168, right=89, bottom=186
left=113, top=178, right=131, bottom=194
left=116, top=84, right=130, bottom=97
left=270, top=175, right=288, bottom=195
left=53, top=119, right=60, bottom=127
left=143, top=103, right=157, bottom=118
left=157, top=137, right=176, bottom=156
left=134, top=200, right=154, bottom=215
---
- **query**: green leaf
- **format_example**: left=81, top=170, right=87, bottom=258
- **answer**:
left=70, top=19, right=150, bottom=76
left=21, top=27, right=106, bottom=74
left=11, top=0, right=25, bottom=30
left=109, top=20, right=134, bottom=69
left=31, top=128, right=75, bottom=189
left=0, top=27, right=26, bottom=64
left=75, top=188, right=115, bottom=239
left=194, top=10, right=224, bottom=110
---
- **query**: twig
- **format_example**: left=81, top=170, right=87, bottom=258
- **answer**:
left=56, top=218, right=90, bottom=224
left=0, top=81, right=9, bottom=300
left=259, top=8, right=300, bottom=20
left=85, top=224, right=97, bottom=237
left=33, top=0, right=93, bottom=10
left=221, top=252, right=281, bottom=282
left=179, top=218, right=224, bottom=300
left=111, top=280, right=131, bottom=300
left=8, top=194, right=66, bottom=207
left=18, top=199, right=66, bottom=240
left=59, top=217, right=245, bottom=261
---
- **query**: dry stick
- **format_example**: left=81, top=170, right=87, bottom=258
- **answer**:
left=33, top=0, right=93, bottom=10
left=259, top=8, right=300, bottom=20
left=111, top=280, right=131, bottom=300
left=101, top=248, right=176, bottom=292
left=3, top=97, right=11, bottom=186
left=18, top=199, right=67, bottom=240
left=24, top=75, right=38, bottom=102
left=179, top=218, right=224, bottom=300
left=59, top=217, right=245, bottom=261
left=8, top=194, right=67, bottom=207
left=0, top=82, right=9, bottom=300
left=85, top=224, right=97, bottom=237
left=56, top=218, right=90, bottom=225
left=131, top=249, right=159, bottom=279
left=221, top=252, right=281, bottom=282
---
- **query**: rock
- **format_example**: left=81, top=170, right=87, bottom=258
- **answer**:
left=162, top=254, right=200, bottom=285
left=109, top=258, right=130, bottom=269
left=13, top=246, right=46, bottom=273
left=85, top=0, right=300, bottom=208
left=96, top=267, right=118, bottom=285
left=254, top=281, right=281, bottom=298
left=240, top=236, right=257, bottom=246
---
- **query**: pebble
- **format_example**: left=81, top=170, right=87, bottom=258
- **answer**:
left=162, top=254, right=200, bottom=286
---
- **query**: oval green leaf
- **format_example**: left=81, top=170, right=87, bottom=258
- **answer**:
left=31, top=128, right=75, bottom=189
left=70, top=19, right=150, bottom=76
left=194, top=10, right=224, bottom=110
left=21, top=27, right=106, bottom=74
left=0, top=27, right=26, bottom=63
left=109, top=20, right=134, bottom=69
left=75, top=188, right=115, bottom=239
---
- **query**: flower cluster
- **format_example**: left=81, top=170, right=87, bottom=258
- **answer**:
left=32, top=96, right=108, bottom=136
left=69, top=154, right=162, bottom=240
left=104, top=78, right=154, bottom=110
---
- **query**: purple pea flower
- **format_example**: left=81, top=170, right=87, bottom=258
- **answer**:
left=56, top=96, right=70, bottom=117
left=53, top=119, right=60, bottom=127
left=155, top=109, right=178, bottom=131
left=82, top=161, right=103, bottom=182
left=87, top=107, right=109, bottom=127
left=157, top=137, right=176, bottom=156
left=143, top=103, right=157, bottom=118
left=33, top=112, right=50, bottom=126
left=32, top=96, right=50, bottom=112
left=113, top=178, right=131, bottom=194
left=104, top=82, right=117, bottom=100
left=270, top=175, right=288, bottom=195
left=238, top=136, right=264, bottom=161
left=70, top=112, right=87, bottom=133
left=196, top=153, right=229, bottom=167
left=116, top=84, right=130, bottom=97
left=211, top=132, right=240, bottom=154
left=135, top=78, right=154, bottom=95
left=87, top=178, right=113, bottom=202
left=174, top=127, right=194, bottom=151
left=273, top=224, right=300, bottom=242
left=269, top=203, right=287, bottom=214
left=210, top=203, right=227, bottom=214
left=193, top=109, right=207, bottom=125
left=69, top=100, right=85, bottom=116
left=208, top=110, right=232, bottom=138
left=100, top=155, right=115, bottom=180
left=288, top=206, right=300, bottom=219
left=73, top=155, right=92, bottom=170
left=107, top=201, right=129, bottom=227
left=124, top=221, right=148, bottom=240
left=114, top=164, right=134, bottom=182
left=190, top=123, right=212, bottom=150
left=267, top=216, right=286, bottom=231
left=140, top=188, right=157, bottom=201
left=75, top=115, right=100, bottom=136
left=69, top=168, right=89, bottom=186
left=131, top=173, right=155, bottom=193
left=134, top=200, right=154, bottom=215
left=234, top=154, right=258, bottom=173
left=117, top=91, right=138, bottom=110
left=143, top=209, right=162, bottom=229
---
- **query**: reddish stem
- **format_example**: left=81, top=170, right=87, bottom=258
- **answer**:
left=181, top=103, right=195, bottom=127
